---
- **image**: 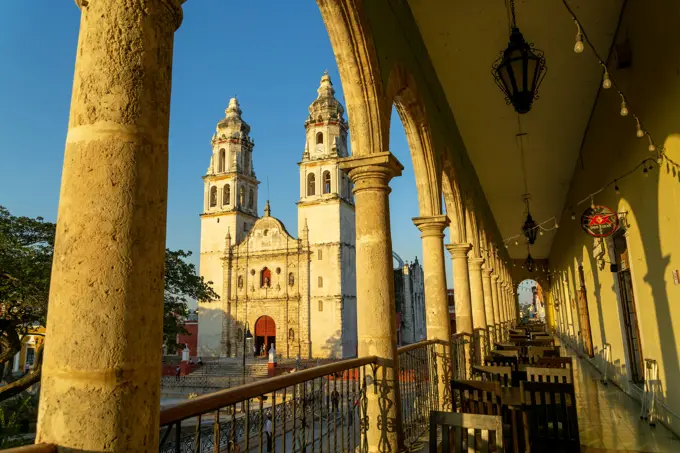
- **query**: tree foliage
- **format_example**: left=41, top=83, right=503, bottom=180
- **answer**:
left=0, top=206, right=218, bottom=401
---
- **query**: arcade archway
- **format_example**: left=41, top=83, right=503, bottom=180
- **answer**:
left=254, top=315, right=276, bottom=357
left=517, top=279, right=546, bottom=322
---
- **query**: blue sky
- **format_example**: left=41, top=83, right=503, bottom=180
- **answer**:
left=0, top=1, right=451, bottom=287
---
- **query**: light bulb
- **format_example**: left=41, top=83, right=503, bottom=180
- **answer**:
left=539, top=230, right=544, bottom=236
left=620, top=101, right=629, bottom=116
left=637, top=128, right=645, bottom=138
left=514, top=240, right=519, bottom=246
left=574, top=34, right=584, bottom=54
left=647, top=135, right=656, bottom=152
left=643, top=167, right=649, bottom=177
left=571, top=212, right=576, bottom=220
left=657, top=155, right=664, bottom=165
left=555, top=222, right=560, bottom=229
left=602, top=71, right=612, bottom=89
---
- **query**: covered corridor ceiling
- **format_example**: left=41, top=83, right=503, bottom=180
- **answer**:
left=408, top=0, right=625, bottom=258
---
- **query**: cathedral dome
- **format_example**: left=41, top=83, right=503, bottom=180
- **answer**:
left=306, top=71, right=346, bottom=125
left=213, top=97, right=251, bottom=144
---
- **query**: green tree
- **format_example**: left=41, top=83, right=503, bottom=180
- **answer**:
left=0, top=206, right=218, bottom=402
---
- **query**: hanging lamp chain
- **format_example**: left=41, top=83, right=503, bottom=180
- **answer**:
left=509, top=0, right=517, bottom=29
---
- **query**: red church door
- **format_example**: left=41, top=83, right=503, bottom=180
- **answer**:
left=255, top=316, right=276, bottom=357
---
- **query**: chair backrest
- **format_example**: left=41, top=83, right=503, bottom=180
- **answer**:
left=520, top=381, right=579, bottom=452
left=536, top=357, right=572, bottom=369
left=451, top=380, right=502, bottom=415
left=526, top=366, right=573, bottom=384
left=496, top=344, right=520, bottom=352
left=527, top=346, right=555, bottom=363
left=493, top=350, right=519, bottom=358
left=485, top=355, right=518, bottom=371
left=472, top=366, right=512, bottom=387
left=430, top=411, right=504, bottom=453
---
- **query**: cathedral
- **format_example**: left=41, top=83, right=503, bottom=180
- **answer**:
left=197, top=72, right=357, bottom=359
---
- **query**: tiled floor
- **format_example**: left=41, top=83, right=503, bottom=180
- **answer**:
left=568, top=347, right=680, bottom=452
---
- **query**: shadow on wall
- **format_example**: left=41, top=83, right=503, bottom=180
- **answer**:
left=320, top=330, right=343, bottom=359
left=196, top=305, right=235, bottom=358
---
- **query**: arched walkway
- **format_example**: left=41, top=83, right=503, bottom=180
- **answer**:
left=517, top=279, right=546, bottom=322
left=254, top=315, right=276, bottom=357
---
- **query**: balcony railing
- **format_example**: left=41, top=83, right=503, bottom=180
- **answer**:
left=1, top=340, right=454, bottom=453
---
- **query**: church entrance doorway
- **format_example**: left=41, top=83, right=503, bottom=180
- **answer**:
left=255, top=315, right=276, bottom=358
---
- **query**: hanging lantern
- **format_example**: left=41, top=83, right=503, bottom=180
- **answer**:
left=492, top=0, right=547, bottom=114
left=522, top=211, right=538, bottom=244
left=524, top=251, right=535, bottom=273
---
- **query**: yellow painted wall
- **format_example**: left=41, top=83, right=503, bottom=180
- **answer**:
left=549, top=0, right=680, bottom=434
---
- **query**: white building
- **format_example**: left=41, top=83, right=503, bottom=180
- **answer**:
left=198, top=72, right=357, bottom=359
left=394, top=257, right=426, bottom=346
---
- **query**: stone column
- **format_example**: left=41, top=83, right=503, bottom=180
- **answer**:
left=481, top=267, right=495, bottom=344
left=340, top=152, right=404, bottom=452
left=446, top=244, right=473, bottom=334
left=36, top=1, right=182, bottom=451
left=413, top=215, right=450, bottom=410
left=491, top=274, right=501, bottom=330
left=447, top=243, right=473, bottom=378
left=468, top=258, right=487, bottom=330
left=468, top=257, right=486, bottom=363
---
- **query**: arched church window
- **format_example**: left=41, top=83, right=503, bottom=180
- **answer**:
left=316, top=132, right=324, bottom=144
left=223, top=184, right=231, bottom=206
left=307, top=174, right=316, bottom=196
left=260, top=267, right=271, bottom=288
left=318, top=276, right=323, bottom=288
left=248, top=188, right=254, bottom=209
left=239, top=186, right=245, bottom=206
left=288, top=273, right=295, bottom=287
left=218, top=149, right=226, bottom=172
left=318, top=300, right=323, bottom=312
left=318, top=249, right=323, bottom=260
left=323, top=171, right=331, bottom=194
left=238, top=276, right=243, bottom=289
left=209, top=186, right=217, bottom=207
left=288, top=328, right=295, bottom=340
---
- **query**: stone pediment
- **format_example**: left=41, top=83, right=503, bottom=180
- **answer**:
left=237, top=215, right=298, bottom=252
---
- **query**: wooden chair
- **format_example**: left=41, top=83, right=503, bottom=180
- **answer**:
left=430, top=411, right=505, bottom=452
left=536, top=357, right=572, bottom=369
left=520, top=381, right=580, bottom=453
left=493, top=350, right=519, bottom=358
left=472, top=366, right=512, bottom=387
left=526, top=346, right=555, bottom=363
left=451, top=380, right=502, bottom=415
left=530, top=332, right=552, bottom=340
left=495, top=344, right=520, bottom=352
left=485, top=355, right=518, bottom=372
left=525, top=366, right=572, bottom=384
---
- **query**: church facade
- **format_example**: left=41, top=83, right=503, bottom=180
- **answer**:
left=198, top=72, right=357, bottom=359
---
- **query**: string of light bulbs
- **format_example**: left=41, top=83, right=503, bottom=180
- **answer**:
left=502, top=155, right=657, bottom=247
left=563, top=0, right=679, bottom=171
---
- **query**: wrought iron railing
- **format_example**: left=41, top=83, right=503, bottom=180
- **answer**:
left=2, top=341, right=451, bottom=453
left=398, top=341, right=440, bottom=447
left=450, top=333, right=472, bottom=380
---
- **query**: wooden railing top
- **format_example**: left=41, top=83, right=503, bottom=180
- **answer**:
left=159, top=354, right=378, bottom=426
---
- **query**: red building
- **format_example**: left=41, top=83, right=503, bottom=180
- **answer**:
left=176, top=312, right=198, bottom=358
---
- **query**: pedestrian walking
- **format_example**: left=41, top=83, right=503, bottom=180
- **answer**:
left=264, top=413, right=273, bottom=452
left=331, top=388, right=339, bottom=413
left=175, top=365, right=181, bottom=382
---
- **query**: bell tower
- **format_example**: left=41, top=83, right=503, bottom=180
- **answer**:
left=298, top=71, right=357, bottom=358
left=199, top=97, right=260, bottom=356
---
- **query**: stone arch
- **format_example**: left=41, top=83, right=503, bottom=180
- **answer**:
left=316, top=0, right=389, bottom=156
left=385, top=63, right=442, bottom=217
left=323, top=170, right=332, bottom=194
left=464, top=198, right=481, bottom=256
left=441, top=157, right=465, bottom=244
left=316, top=131, right=324, bottom=144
